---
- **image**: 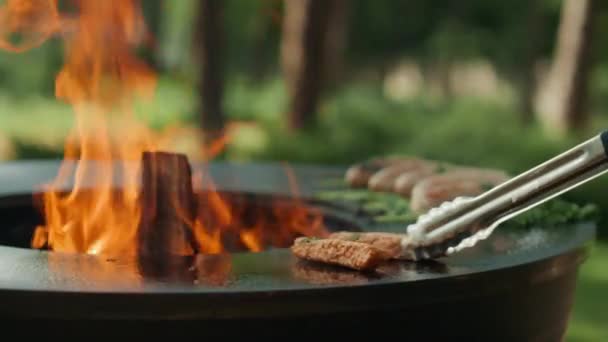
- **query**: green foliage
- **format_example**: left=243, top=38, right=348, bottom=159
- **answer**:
left=508, top=200, right=599, bottom=229
left=224, top=76, right=287, bottom=122
left=0, top=40, right=62, bottom=97
left=315, top=189, right=416, bottom=224
left=224, top=0, right=282, bottom=75
left=234, top=79, right=568, bottom=167
left=567, top=242, right=608, bottom=341
left=12, top=139, right=63, bottom=160
left=347, top=0, right=564, bottom=76
left=0, top=76, right=197, bottom=159
left=157, top=0, right=196, bottom=73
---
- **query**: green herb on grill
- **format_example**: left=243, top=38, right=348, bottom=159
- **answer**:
left=315, top=189, right=598, bottom=228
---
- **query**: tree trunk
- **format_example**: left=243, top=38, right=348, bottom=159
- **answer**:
left=194, top=0, right=225, bottom=143
left=516, top=0, right=544, bottom=125
left=323, top=0, right=350, bottom=88
left=142, top=0, right=163, bottom=70
left=437, top=60, right=453, bottom=101
left=249, top=1, right=279, bottom=82
left=281, top=0, right=332, bottom=131
left=536, top=0, right=596, bottom=134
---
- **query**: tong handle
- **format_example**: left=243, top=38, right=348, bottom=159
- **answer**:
left=423, top=131, right=608, bottom=243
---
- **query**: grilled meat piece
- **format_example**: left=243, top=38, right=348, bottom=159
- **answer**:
left=291, top=237, right=387, bottom=271
left=328, top=231, right=405, bottom=259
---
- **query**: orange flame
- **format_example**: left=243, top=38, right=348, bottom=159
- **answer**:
left=1, top=0, right=326, bottom=258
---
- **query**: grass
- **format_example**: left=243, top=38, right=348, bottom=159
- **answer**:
left=567, top=242, right=608, bottom=341
left=0, top=76, right=605, bottom=339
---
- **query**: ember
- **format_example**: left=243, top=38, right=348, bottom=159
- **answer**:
left=0, top=0, right=327, bottom=257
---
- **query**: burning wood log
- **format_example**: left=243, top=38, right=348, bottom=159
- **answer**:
left=137, top=151, right=198, bottom=258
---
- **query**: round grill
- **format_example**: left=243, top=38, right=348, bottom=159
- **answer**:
left=0, top=160, right=594, bottom=340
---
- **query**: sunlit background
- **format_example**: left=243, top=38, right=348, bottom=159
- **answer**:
left=0, top=0, right=606, bottom=339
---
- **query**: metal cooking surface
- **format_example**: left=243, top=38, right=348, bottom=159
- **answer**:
left=0, top=224, right=594, bottom=293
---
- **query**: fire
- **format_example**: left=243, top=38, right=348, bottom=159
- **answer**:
left=0, top=0, right=326, bottom=258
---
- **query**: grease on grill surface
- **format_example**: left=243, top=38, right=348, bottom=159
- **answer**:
left=292, top=260, right=371, bottom=284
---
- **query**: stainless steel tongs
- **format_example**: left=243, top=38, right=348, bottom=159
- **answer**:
left=400, top=131, right=608, bottom=260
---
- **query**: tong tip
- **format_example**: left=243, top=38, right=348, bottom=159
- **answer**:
left=399, top=196, right=490, bottom=260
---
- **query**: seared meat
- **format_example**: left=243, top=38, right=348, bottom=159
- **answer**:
left=328, top=231, right=405, bottom=259
left=291, top=237, right=387, bottom=271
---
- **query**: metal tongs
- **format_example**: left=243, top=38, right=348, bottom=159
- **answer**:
left=401, top=131, right=608, bottom=260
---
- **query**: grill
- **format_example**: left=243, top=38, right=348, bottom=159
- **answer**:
left=0, top=160, right=594, bottom=340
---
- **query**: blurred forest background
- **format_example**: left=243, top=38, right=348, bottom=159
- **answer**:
left=0, top=1, right=606, bottom=339
left=3, top=0, right=608, bottom=227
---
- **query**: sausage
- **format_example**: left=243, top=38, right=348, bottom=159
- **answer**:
left=344, top=156, right=422, bottom=188
left=410, top=168, right=509, bottom=214
left=393, top=162, right=470, bottom=197
left=367, top=159, right=437, bottom=192
left=393, top=168, right=439, bottom=197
